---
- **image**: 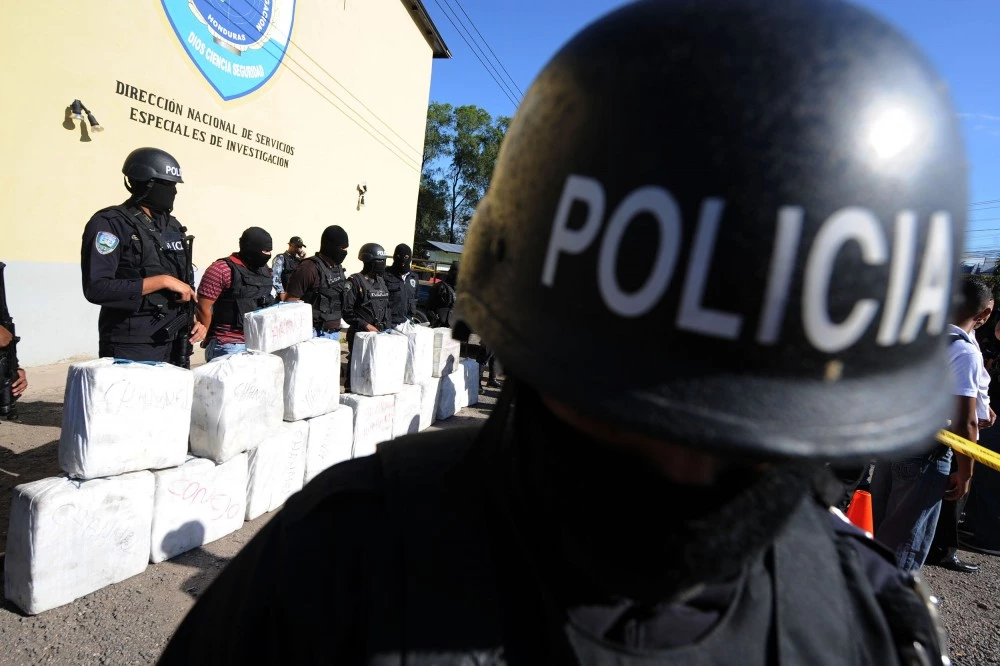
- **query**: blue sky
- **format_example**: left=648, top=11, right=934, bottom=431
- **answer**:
left=422, top=0, right=1000, bottom=255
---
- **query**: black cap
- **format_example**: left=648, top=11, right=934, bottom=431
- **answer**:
left=289, top=236, right=306, bottom=248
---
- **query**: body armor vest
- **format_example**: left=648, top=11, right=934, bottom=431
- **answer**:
left=209, top=258, right=275, bottom=334
left=280, top=252, right=301, bottom=288
left=303, top=255, right=347, bottom=325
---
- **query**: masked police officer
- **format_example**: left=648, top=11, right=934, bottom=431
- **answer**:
left=285, top=225, right=350, bottom=340
left=197, top=227, right=277, bottom=361
left=342, top=243, right=391, bottom=392
left=81, top=147, right=205, bottom=366
left=384, top=243, right=418, bottom=327
left=160, top=1, right=958, bottom=663
left=427, top=260, right=459, bottom=328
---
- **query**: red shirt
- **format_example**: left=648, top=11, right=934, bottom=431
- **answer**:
left=198, top=254, right=247, bottom=345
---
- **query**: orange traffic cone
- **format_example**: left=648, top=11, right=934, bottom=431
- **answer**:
left=845, top=490, right=874, bottom=537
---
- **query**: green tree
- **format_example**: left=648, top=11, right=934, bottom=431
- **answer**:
left=415, top=102, right=510, bottom=251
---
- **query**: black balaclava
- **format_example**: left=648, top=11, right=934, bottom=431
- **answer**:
left=238, top=227, right=273, bottom=270
left=392, top=243, right=412, bottom=272
left=364, top=257, right=386, bottom=276
left=128, top=179, right=177, bottom=214
left=320, top=225, right=349, bottom=264
left=506, top=384, right=821, bottom=605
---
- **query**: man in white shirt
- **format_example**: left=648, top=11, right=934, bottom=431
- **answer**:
left=872, top=276, right=993, bottom=571
left=926, top=278, right=995, bottom=571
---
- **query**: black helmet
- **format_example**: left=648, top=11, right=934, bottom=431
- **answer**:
left=358, top=243, right=387, bottom=264
left=122, top=147, right=184, bottom=184
left=457, top=0, right=966, bottom=461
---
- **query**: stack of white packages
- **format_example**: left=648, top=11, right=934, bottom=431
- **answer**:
left=149, top=454, right=249, bottom=563
left=432, top=328, right=462, bottom=378
left=189, top=352, right=285, bottom=463
left=436, top=361, right=470, bottom=420
left=304, top=407, right=354, bottom=484
left=246, top=421, right=309, bottom=520
left=340, top=393, right=395, bottom=458
left=392, top=383, right=422, bottom=438
left=244, top=301, right=313, bottom=353
left=350, top=331, right=407, bottom=396
left=398, top=322, right=435, bottom=384
left=5, top=472, right=154, bottom=615
left=59, top=359, right=193, bottom=479
left=461, top=358, right=480, bottom=407
left=418, top=377, right=441, bottom=431
left=6, top=357, right=204, bottom=615
left=274, top=337, right=342, bottom=421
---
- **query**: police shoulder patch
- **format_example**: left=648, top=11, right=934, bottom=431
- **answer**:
left=95, top=231, right=120, bottom=255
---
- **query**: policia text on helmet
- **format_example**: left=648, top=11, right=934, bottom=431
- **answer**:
left=123, top=147, right=184, bottom=215
left=160, top=1, right=959, bottom=663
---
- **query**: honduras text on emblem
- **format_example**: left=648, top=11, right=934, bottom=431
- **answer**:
left=161, top=0, right=296, bottom=101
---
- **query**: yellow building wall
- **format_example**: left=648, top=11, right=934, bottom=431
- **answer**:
left=1, top=0, right=434, bottom=365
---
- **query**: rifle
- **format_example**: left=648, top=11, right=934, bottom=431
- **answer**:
left=177, top=234, right=195, bottom=369
left=0, top=262, right=21, bottom=419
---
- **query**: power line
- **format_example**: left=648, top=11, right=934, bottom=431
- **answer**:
left=432, top=0, right=521, bottom=110
left=440, top=0, right=521, bottom=106
left=451, top=0, right=524, bottom=99
left=218, top=4, right=425, bottom=157
left=200, top=0, right=422, bottom=170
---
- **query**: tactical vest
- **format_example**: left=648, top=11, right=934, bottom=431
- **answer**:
left=103, top=205, right=187, bottom=316
left=302, top=255, right=346, bottom=325
left=280, top=252, right=301, bottom=288
left=366, top=411, right=948, bottom=666
left=349, top=273, right=391, bottom=331
left=209, top=258, right=275, bottom=334
left=385, top=269, right=417, bottom=325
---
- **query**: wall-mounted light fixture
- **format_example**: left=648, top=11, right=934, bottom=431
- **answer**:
left=357, top=182, right=368, bottom=210
left=69, top=99, right=103, bottom=132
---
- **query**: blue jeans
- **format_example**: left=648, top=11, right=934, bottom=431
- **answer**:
left=870, top=449, right=952, bottom=571
left=314, top=328, right=340, bottom=341
left=204, top=339, right=246, bottom=362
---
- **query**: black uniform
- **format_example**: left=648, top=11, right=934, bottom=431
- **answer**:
left=206, top=257, right=276, bottom=340
left=296, top=255, right=347, bottom=332
left=427, top=279, right=456, bottom=328
left=384, top=266, right=418, bottom=327
left=160, top=387, right=946, bottom=665
left=343, top=272, right=391, bottom=333
left=81, top=204, right=191, bottom=364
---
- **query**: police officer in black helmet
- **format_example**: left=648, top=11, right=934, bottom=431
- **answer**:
left=342, top=242, right=392, bottom=391
left=160, top=1, right=960, bottom=663
left=81, top=147, right=206, bottom=366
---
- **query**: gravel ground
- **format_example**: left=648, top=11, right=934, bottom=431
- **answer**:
left=2, top=353, right=998, bottom=664
left=922, top=556, right=1000, bottom=665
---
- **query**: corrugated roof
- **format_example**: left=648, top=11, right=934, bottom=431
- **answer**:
left=427, top=240, right=464, bottom=253
left=402, top=1, right=452, bottom=58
